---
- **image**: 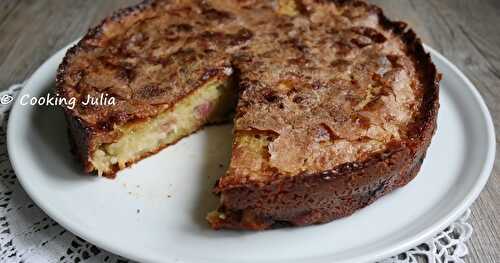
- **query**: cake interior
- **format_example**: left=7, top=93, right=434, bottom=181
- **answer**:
left=91, top=79, right=237, bottom=175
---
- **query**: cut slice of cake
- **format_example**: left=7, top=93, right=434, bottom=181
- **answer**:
left=57, top=0, right=439, bottom=230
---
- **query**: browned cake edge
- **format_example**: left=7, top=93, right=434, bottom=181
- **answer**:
left=208, top=0, right=441, bottom=230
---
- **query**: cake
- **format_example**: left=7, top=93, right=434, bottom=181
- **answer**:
left=56, top=0, right=440, bottom=230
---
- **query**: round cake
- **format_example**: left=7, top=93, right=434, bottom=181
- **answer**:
left=56, top=0, right=440, bottom=230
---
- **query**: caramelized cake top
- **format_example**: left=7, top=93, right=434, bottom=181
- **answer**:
left=57, top=0, right=439, bottom=182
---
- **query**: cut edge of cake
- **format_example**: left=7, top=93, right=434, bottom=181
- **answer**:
left=60, top=66, right=238, bottom=177
left=90, top=79, right=237, bottom=176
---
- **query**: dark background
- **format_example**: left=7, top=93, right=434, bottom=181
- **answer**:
left=0, top=1, right=498, bottom=262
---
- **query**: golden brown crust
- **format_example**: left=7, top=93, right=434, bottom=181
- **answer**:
left=57, top=0, right=439, bottom=228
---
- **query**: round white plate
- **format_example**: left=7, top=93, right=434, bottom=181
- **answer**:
left=7, top=44, right=495, bottom=263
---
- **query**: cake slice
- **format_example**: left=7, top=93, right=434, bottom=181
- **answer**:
left=57, top=0, right=439, bottom=230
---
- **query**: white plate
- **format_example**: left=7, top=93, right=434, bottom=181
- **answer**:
left=7, top=43, right=495, bottom=263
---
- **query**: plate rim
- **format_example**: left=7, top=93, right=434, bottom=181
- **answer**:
left=6, top=43, right=496, bottom=263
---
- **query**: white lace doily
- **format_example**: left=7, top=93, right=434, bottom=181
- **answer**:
left=0, top=84, right=473, bottom=263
